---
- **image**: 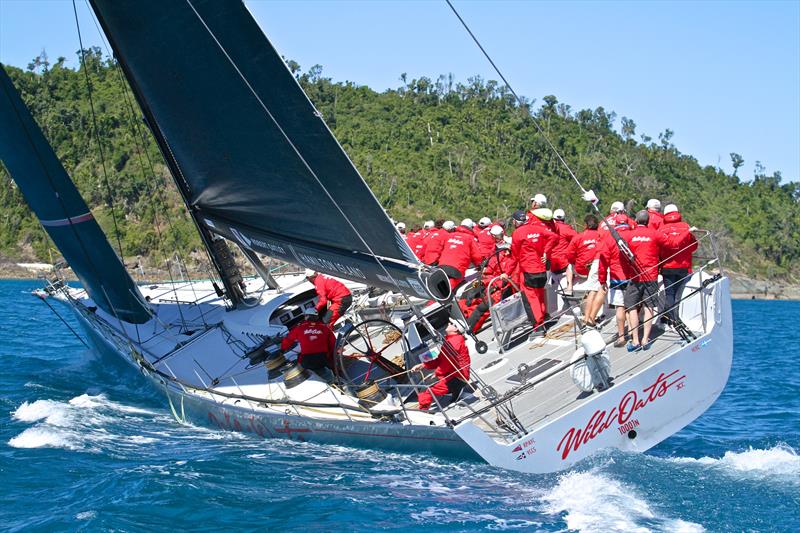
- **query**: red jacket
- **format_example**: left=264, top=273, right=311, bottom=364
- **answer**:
left=313, top=275, right=351, bottom=313
left=567, top=229, right=601, bottom=276
left=659, top=211, right=697, bottom=271
left=438, top=226, right=483, bottom=277
left=627, top=226, right=669, bottom=282
left=423, top=229, right=448, bottom=264
left=647, top=209, right=664, bottom=230
left=423, top=332, right=470, bottom=382
left=476, top=227, right=496, bottom=259
left=407, top=231, right=426, bottom=260
left=511, top=222, right=558, bottom=274
left=597, top=227, right=635, bottom=284
left=281, top=319, right=336, bottom=366
left=550, top=221, right=577, bottom=272
left=599, top=213, right=635, bottom=235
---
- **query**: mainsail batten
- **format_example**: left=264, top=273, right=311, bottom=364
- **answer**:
left=0, top=66, right=151, bottom=324
left=89, top=0, right=433, bottom=297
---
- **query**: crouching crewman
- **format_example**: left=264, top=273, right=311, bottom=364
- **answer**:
left=411, top=321, right=471, bottom=411
left=281, top=308, right=336, bottom=378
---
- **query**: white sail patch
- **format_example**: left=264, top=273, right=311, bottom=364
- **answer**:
left=541, top=470, right=705, bottom=533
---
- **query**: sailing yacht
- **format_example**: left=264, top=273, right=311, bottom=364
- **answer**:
left=0, top=0, right=732, bottom=474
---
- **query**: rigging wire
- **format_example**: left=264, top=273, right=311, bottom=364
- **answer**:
left=39, top=295, right=90, bottom=348
left=72, top=0, right=126, bottom=261
left=444, top=0, right=594, bottom=202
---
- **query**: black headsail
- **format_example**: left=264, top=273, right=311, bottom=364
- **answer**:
left=0, top=65, right=151, bottom=323
left=88, top=0, right=449, bottom=301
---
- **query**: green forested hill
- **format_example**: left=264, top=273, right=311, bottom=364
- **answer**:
left=1, top=52, right=798, bottom=279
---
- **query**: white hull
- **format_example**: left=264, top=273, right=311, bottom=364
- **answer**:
left=62, top=272, right=732, bottom=474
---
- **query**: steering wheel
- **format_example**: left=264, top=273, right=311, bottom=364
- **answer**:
left=336, top=319, right=407, bottom=387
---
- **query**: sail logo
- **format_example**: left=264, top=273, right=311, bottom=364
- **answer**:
left=556, top=369, right=686, bottom=461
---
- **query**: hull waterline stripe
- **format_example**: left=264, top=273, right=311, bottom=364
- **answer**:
left=40, top=212, right=94, bottom=227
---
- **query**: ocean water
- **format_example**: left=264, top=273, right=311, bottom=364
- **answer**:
left=1, top=279, right=798, bottom=532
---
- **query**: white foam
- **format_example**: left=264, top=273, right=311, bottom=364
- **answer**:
left=8, top=393, right=159, bottom=452
left=75, top=511, right=97, bottom=521
left=410, top=507, right=539, bottom=530
left=541, top=470, right=704, bottom=533
left=670, top=445, right=800, bottom=483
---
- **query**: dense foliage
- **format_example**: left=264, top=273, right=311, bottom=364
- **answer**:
left=2, top=51, right=798, bottom=279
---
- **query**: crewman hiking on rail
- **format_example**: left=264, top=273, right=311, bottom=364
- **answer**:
left=411, top=320, right=471, bottom=411
left=305, top=270, right=352, bottom=325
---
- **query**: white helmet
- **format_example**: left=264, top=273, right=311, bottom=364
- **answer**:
left=443, top=220, right=456, bottom=231
left=663, top=203, right=679, bottom=215
left=553, top=208, right=565, bottom=221
left=423, top=220, right=434, bottom=229
left=530, top=193, right=548, bottom=207
left=610, top=201, right=625, bottom=213
left=478, top=216, right=492, bottom=228
left=646, top=198, right=661, bottom=210
left=460, top=218, right=474, bottom=228
left=304, top=268, right=317, bottom=278
left=489, top=225, right=504, bottom=237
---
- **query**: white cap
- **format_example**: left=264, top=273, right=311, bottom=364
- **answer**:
left=553, top=208, right=565, bottom=220
left=610, top=201, right=625, bottom=213
left=530, top=193, right=548, bottom=206
left=646, top=199, right=661, bottom=210
left=460, top=218, right=474, bottom=228
left=396, top=222, right=406, bottom=230
left=663, top=203, right=679, bottom=215
left=478, top=216, right=492, bottom=228
left=443, top=220, right=456, bottom=231
left=304, top=268, right=316, bottom=278
left=489, top=225, right=504, bottom=237
left=423, top=220, right=434, bottom=229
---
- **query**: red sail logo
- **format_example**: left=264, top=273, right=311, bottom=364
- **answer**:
left=556, top=370, right=685, bottom=460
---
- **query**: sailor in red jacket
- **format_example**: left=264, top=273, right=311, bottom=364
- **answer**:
left=281, top=308, right=336, bottom=373
left=466, top=225, right=517, bottom=332
left=409, top=227, right=427, bottom=260
left=597, top=222, right=635, bottom=346
left=305, top=270, right=352, bottom=325
left=411, top=321, right=471, bottom=411
left=422, top=220, right=452, bottom=265
left=646, top=199, right=664, bottom=230
left=510, top=209, right=558, bottom=332
left=438, top=220, right=484, bottom=290
left=623, top=211, right=672, bottom=351
left=600, top=201, right=635, bottom=235
left=550, top=208, right=577, bottom=296
left=475, top=217, right=496, bottom=259
left=658, top=204, right=698, bottom=325
left=566, top=214, right=603, bottom=325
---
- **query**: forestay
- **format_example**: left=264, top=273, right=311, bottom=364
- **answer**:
left=89, top=0, right=445, bottom=300
left=0, top=66, right=150, bottom=323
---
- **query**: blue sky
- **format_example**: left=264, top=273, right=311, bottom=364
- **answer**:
left=1, top=0, right=798, bottom=182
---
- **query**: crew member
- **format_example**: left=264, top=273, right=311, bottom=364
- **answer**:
left=476, top=217, right=496, bottom=259
left=466, top=225, right=517, bottom=332
left=526, top=193, right=548, bottom=221
left=624, top=210, right=670, bottom=351
left=550, top=208, right=577, bottom=293
left=646, top=199, right=664, bottom=230
left=566, top=214, right=602, bottom=326
left=305, top=270, right=352, bottom=325
left=600, top=201, right=635, bottom=235
left=422, top=219, right=448, bottom=265
left=409, top=226, right=427, bottom=260
left=411, top=321, right=471, bottom=411
left=597, top=220, right=635, bottom=346
left=511, top=208, right=558, bottom=333
left=658, top=204, right=698, bottom=325
left=438, top=219, right=484, bottom=290
left=281, top=308, right=336, bottom=374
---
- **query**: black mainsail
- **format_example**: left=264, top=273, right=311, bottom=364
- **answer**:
left=89, top=0, right=448, bottom=300
left=0, top=66, right=151, bottom=323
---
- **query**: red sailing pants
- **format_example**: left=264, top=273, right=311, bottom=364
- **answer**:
left=418, top=379, right=466, bottom=410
